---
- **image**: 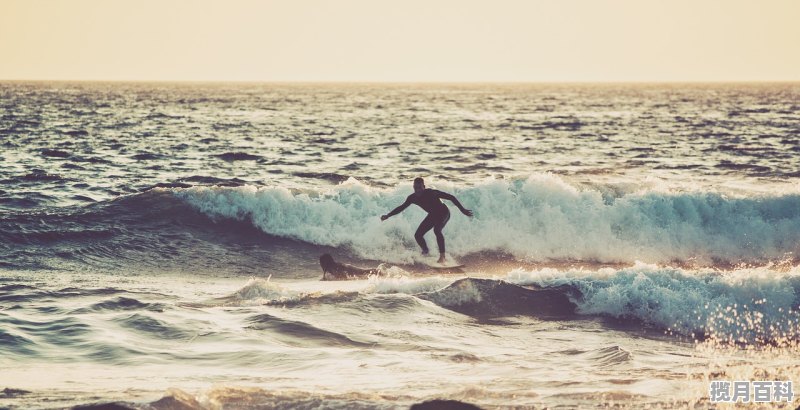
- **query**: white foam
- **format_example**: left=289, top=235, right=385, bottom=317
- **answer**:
left=222, top=273, right=459, bottom=306
left=221, top=277, right=303, bottom=306
left=506, top=264, right=800, bottom=343
left=365, top=275, right=458, bottom=295
left=174, top=174, right=800, bottom=265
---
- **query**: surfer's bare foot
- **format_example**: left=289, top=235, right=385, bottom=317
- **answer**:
left=437, top=255, right=446, bottom=264
left=421, top=250, right=429, bottom=256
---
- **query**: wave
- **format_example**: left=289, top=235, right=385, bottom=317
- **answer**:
left=562, top=346, right=633, bottom=368
left=213, top=263, right=800, bottom=345
left=174, top=174, right=800, bottom=266
left=0, top=189, right=293, bottom=273
left=80, top=296, right=166, bottom=313
left=72, top=386, right=477, bottom=410
left=113, top=313, right=195, bottom=340
left=507, top=263, right=800, bottom=345
left=214, top=152, right=262, bottom=161
left=372, top=266, right=800, bottom=344
left=5, top=174, right=800, bottom=273
left=246, top=313, right=372, bottom=347
left=211, top=278, right=306, bottom=306
left=417, top=278, right=579, bottom=318
left=201, top=278, right=360, bottom=308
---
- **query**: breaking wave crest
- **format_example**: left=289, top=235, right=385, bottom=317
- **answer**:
left=175, top=174, right=800, bottom=266
left=508, top=263, right=800, bottom=344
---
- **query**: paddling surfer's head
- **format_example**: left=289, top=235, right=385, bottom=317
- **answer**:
left=413, top=177, right=425, bottom=194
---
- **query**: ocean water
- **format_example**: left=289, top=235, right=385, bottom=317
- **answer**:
left=1, top=81, right=799, bottom=409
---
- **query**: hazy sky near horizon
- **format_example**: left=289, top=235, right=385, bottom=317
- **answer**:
left=1, top=0, right=798, bottom=82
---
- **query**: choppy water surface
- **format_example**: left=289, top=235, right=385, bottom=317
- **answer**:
left=2, top=82, right=799, bottom=210
left=1, top=82, right=799, bottom=409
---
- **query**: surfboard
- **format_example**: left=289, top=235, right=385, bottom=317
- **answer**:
left=424, top=263, right=466, bottom=271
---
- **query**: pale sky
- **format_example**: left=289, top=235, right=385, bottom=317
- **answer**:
left=1, top=0, right=798, bottom=82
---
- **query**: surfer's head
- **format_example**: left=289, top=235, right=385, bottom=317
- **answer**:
left=413, top=177, right=425, bottom=194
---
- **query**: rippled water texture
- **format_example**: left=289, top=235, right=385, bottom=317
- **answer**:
left=1, top=82, right=799, bottom=409
left=2, top=82, right=799, bottom=210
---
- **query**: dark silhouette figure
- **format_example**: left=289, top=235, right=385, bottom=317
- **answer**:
left=319, top=253, right=378, bottom=280
left=381, top=177, right=472, bottom=263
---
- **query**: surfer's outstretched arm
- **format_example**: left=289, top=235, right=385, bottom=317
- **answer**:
left=381, top=196, right=412, bottom=220
left=435, top=191, right=474, bottom=217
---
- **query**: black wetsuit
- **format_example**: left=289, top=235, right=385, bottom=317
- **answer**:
left=388, top=189, right=453, bottom=254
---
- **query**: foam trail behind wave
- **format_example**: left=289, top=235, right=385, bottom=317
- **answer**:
left=174, top=174, right=800, bottom=265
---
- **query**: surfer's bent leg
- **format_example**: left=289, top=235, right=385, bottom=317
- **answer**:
left=414, top=214, right=436, bottom=254
left=432, top=209, right=450, bottom=255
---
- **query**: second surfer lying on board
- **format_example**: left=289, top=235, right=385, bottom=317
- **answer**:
left=381, top=177, right=473, bottom=263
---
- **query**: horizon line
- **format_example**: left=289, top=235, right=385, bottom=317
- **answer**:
left=2, top=78, right=800, bottom=85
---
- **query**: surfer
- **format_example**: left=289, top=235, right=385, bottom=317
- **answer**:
left=381, top=177, right=473, bottom=263
left=319, top=254, right=379, bottom=280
